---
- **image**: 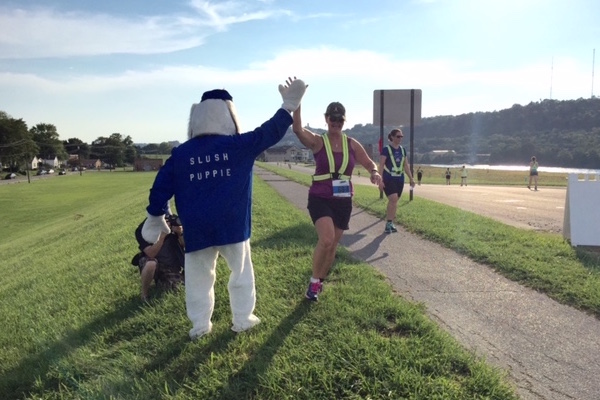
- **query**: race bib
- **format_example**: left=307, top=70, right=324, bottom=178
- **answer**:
left=332, top=179, right=351, bottom=197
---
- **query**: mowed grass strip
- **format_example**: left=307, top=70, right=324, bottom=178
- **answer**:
left=0, top=171, right=517, bottom=399
left=258, top=162, right=600, bottom=317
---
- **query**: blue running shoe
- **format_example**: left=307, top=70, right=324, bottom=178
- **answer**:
left=305, top=281, right=322, bottom=301
left=385, top=221, right=397, bottom=233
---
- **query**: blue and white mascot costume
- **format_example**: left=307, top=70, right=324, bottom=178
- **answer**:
left=142, top=78, right=306, bottom=339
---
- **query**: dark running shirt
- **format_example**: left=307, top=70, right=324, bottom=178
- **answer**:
left=135, top=221, right=184, bottom=268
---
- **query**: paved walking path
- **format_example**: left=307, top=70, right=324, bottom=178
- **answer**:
left=255, top=167, right=600, bottom=400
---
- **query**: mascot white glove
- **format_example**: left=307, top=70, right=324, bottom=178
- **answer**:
left=141, top=213, right=170, bottom=244
left=279, top=78, right=307, bottom=112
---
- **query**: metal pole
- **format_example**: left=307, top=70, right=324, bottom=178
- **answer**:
left=592, top=48, right=595, bottom=98
left=550, top=57, right=554, bottom=99
left=26, top=155, right=31, bottom=183
left=379, top=90, right=385, bottom=199
left=78, top=146, right=82, bottom=176
left=409, top=89, right=415, bottom=201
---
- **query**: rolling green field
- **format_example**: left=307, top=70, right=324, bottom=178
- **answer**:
left=0, top=171, right=520, bottom=399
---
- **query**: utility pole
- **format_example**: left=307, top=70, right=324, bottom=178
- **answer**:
left=550, top=56, right=554, bottom=99
left=77, top=146, right=83, bottom=176
left=592, top=49, right=595, bottom=98
left=26, top=154, right=31, bottom=183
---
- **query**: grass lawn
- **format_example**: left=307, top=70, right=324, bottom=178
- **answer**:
left=0, top=171, right=518, bottom=399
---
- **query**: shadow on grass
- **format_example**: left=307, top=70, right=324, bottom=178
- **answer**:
left=214, top=301, right=312, bottom=399
left=575, top=246, right=600, bottom=272
left=0, top=296, right=143, bottom=398
left=110, top=325, right=238, bottom=397
left=252, top=221, right=317, bottom=249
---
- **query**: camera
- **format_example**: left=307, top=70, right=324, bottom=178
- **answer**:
left=165, top=214, right=182, bottom=227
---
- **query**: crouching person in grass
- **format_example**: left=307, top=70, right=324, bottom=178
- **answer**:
left=133, top=212, right=185, bottom=301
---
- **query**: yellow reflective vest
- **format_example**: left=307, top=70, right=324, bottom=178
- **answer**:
left=312, top=133, right=352, bottom=181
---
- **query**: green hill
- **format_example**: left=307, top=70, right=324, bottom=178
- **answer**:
left=278, top=97, right=600, bottom=168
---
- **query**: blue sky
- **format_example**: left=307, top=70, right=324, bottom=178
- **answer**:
left=1, top=0, right=598, bottom=144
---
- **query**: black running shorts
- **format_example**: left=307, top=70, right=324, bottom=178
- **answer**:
left=307, top=195, right=352, bottom=230
left=383, top=176, right=405, bottom=197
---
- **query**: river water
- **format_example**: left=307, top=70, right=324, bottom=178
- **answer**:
left=428, top=164, right=600, bottom=175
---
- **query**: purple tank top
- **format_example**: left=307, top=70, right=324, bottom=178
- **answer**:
left=309, top=135, right=356, bottom=198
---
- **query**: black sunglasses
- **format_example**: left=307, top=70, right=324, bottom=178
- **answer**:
left=395, top=135, right=404, bottom=138
left=328, top=115, right=345, bottom=123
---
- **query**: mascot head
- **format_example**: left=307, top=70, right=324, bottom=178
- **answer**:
left=188, top=89, right=241, bottom=139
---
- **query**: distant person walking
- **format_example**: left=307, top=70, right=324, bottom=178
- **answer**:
left=460, top=165, right=468, bottom=186
left=528, top=156, right=538, bottom=191
left=445, top=168, right=451, bottom=185
left=378, top=128, right=415, bottom=234
left=416, top=167, right=423, bottom=185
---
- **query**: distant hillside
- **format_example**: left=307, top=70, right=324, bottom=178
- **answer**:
left=278, top=97, right=600, bottom=168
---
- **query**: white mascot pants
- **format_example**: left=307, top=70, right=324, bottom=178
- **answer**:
left=185, top=239, right=260, bottom=339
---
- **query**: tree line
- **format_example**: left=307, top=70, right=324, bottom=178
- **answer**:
left=412, top=97, right=600, bottom=167
left=3, top=97, right=599, bottom=172
left=0, top=111, right=175, bottom=172
left=279, top=97, right=600, bottom=168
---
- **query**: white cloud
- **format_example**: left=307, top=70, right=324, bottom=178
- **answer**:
left=187, top=0, right=288, bottom=30
left=3, top=44, right=590, bottom=100
left=2, top=44, right=594, bottom=142
left=0, top=2, right=289, bottom=59
left=0, top=8, right=209, bottom=58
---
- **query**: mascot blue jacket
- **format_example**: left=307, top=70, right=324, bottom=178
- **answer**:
left=142, top=78, right=306, bottom=339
